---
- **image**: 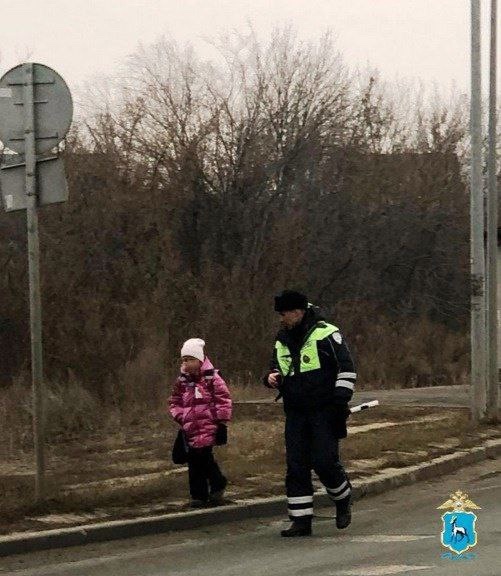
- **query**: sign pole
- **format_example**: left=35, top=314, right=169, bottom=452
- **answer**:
left=486, top=0, right=498, bottom=422
left=23, top=63, right=46, bottom=501
left=470, top=0, right=487, bottom=423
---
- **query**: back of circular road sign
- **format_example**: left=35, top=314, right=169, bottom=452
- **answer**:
left=0, top=63, right=73, bottom=155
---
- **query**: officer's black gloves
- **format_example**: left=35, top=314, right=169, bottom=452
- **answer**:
left=331, top=402, right=351, bottom=439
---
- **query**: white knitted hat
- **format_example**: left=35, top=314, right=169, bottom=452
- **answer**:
left=180, top=338, right=206, bottom=362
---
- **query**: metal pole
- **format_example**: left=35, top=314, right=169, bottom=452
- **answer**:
left=24, top=63, right=45, bottom=500
left=487, top=0, right=499, bottom=422
left=470, top=0, right=487, bottom=423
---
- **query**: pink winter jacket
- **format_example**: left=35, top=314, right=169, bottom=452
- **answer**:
left=168, top=357, right=232, bottom=448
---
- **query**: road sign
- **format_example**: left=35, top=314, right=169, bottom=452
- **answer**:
left=0, top=63, right=73, bottom=155
left=0, top=156, right=68, bottom=211
left=0, top=62, right=73, bottom=502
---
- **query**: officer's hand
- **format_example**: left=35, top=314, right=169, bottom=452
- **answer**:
left=332, top=403, right=350, bottom=420
left=267, top=372, right=280, bottom=388
left=331, top=403, right=350, bottom=439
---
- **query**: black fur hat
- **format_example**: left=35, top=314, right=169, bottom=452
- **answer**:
left=274, top=290, right=308, bottom=312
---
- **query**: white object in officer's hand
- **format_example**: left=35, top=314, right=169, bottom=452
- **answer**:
left=349, top=400, right=379, bottom=414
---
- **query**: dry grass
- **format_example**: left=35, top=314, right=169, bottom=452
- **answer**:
left=230, top=383, right=272, bottom=402
left=345, top=313, right=469, bottom=389
left=0, top=376, right=109, bottom=456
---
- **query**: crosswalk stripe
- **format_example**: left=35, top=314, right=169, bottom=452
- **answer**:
left=331, top=565, right=435, bottom=575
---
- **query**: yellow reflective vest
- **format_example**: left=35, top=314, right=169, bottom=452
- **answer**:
left=275, top=322, right=340, bottom=377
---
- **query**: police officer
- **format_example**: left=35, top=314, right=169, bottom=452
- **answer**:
left=265, top=290, right=356, bottom=537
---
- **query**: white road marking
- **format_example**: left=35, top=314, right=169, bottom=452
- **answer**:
left=0, top=540, right=205, bottom=576
left=343, top=535, right=435, bottom=543
left=333, top=565, right=435, bottom=575
left=348, top=414, right=444, bottom=435
left=473, top=484, right=501, bottom=492
left=314, top=508, right=380, bottom=521
left=354, top=508, right=380, bottom=514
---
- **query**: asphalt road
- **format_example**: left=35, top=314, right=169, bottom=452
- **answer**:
left=353, top=384, right=469, bottom=408
left=0, top=458, right=498, bottom=576
left=238, top=385, right=470, bottom=408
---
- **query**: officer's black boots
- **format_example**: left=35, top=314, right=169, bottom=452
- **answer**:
left=281, top=518, right=312, bottom=537
left=280, top=499, right=351, bottom=536
left=335, top=494, right=352, bottom=529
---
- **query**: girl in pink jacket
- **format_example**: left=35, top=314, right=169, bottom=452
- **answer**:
left=169, top=338, right=232, bottom=506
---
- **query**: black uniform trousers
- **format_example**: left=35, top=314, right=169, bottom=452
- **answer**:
left=187, top=446, right=226, bottom=501
left=285, top=407, right=351, bottom=520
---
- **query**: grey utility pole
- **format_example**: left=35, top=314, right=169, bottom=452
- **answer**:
left=24, top=63, right=46, bottom=500
left=0, top=63, right=72, bottom=501
left=470, top=0, right=487, bottom=423
left=486, top=0, right=498, bottom=422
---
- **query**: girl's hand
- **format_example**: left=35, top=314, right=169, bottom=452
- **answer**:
left=215, top=422, right=228, bottom=446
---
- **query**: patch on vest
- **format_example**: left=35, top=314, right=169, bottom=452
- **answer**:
left=333, top=332, right=342, bottom=344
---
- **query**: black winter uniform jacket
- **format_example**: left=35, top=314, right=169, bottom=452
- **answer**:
left=265, top=307, right=357, bottom=411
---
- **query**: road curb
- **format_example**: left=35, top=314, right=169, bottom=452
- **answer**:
left=0, top=438, right=499, bottom=558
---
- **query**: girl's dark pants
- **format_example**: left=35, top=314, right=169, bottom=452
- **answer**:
left=187, top=446, right=226, bottom=501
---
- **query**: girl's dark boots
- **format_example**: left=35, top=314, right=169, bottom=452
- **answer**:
left=280, top=517, right=312, bottom=537
left=335, top=494, right=352, bottom=529
left=209, top=477, right=228, bottom=505
left=189, top=499, right=207, bottom=508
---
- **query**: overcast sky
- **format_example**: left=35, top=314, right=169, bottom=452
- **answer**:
left=1, top=0, right=498, bottom=101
